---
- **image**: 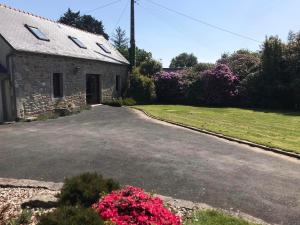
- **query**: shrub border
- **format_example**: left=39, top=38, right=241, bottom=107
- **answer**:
left=0, top=178, right=271, bottom=225
left=131, top=107, right=300, bottom=160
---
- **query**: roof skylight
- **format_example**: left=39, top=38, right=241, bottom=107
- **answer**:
left=97, top=43, right=111, bottom=54
left=69, top=36, right=87, bottom=49
left=25, top=24, right=49, bottom=41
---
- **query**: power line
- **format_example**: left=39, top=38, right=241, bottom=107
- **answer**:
left=137, top=4, right=183, bottom=36
left=145, top=0, right=262, bottom=43
left=84, top=0, right=122, bottom=14
left=111, top=0, right=130, bottom=34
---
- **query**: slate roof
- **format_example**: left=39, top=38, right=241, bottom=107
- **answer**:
left=0, top=4, right=129, bottom=65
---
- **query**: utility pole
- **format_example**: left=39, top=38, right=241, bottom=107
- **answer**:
left=130, top=0, right=136, bottom=71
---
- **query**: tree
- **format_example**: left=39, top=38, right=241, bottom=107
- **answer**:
left=286, top=31, right=300, bottom=109
left=112, top=27, right=129, bottom=59
left=170, top=53, right=198, bottom=68
left=139, top=59, right=162, bottom=76
left=192, top=63, right=215, bottom=73
left=217, top=49, right=261, bottom=80
left=136, top=48, right=152, bottom=67
left=261, top=36, right=286, bottom=83
left=58, top=8, right=80, bottom=27
left=260, top=36, right=291, bottom=108
left=127, top=69, right=156, bottom=103
left=58, top=8, right=109, bottom=39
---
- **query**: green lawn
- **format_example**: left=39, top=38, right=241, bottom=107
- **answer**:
left=184, top=210, right=257, bottom=225
left=134, top=105, right=300, bottom=154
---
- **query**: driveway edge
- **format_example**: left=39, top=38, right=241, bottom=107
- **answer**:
left=131, top=107, right=300, bottom=160
left=0, top=178, right=63, bottom=191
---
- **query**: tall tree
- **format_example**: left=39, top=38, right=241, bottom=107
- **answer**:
left=139, top=59, right=162, bottom=77
left=58, top=8, right=109, bottom=39
left=217, top=49, right=261, bottom=80
left=58, top=8, right=80, bottom=27
left=112, top=27, right=129, bottom=59
left=170, top=53, right=198, bottom=68
left=136, top=48, right=152, bottom=67
left=261, top=36, right=286, bottom=83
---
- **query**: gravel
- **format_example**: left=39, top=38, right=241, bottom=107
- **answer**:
left=0, top=187, right=270, bottom=225
left=0, top=187, right=58, bottom=225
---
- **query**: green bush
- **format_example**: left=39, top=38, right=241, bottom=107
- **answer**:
left=58, top=172, right=120, bottom=207
left=8, top=210, right=32, bottom=225
left=127, top=69, right=156, bottom=103
left=139, top=59, right=162, bottom=77
left=103, top=98, right=137, bottom=107
left=38, top=206, right=104, bottom=225
left=122, top=98, right=137, bottom=106
left=103, top=99, right=123, bottom=107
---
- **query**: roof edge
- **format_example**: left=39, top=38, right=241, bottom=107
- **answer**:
left=0, top=3, right=107, bottom=39
left=13, top=50, right=130, bottom=66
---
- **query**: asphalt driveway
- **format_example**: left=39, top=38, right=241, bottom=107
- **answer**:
left=0, top=106, right=299, bottom=224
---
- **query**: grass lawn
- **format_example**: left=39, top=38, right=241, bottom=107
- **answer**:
left=184, top=210, right=257, bottom=225
left=134, top=105, right=300, bottom=154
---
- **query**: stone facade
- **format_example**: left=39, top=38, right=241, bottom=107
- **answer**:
left=11, top=52, right=128, bottom=118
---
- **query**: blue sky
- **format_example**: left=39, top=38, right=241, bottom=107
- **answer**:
left=1, top=0, right=300, bottom=67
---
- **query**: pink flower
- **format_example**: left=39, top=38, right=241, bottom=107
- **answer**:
left=92, top=186, right=181, bottom=225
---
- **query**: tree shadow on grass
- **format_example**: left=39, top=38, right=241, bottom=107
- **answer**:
left=246, top=107, right=300, bottom=117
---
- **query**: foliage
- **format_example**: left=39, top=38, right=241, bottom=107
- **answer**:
left=170, top=53, right=198, bottom=68
left=103, top=99, right=123, bottom=107
left=212, top=34, right=300, bottom=110
left=184, top=210, right=255, bottom=225
left=154, top=71, right=186, bottom=103
left=8, top=209, right=32, bottom=225
left=122, top=98, right=137, bottom=106
left=93, top=186, right=181, bottom=225
left=104, top=98, right=137, bottom=107
left=58, top=172, right=120, bottom=207
left=136, top=48, right=153, bottom=67
left=199, top=64, right=239, bottom=106
left=38, top=206, right=104, bottom=225
left=217, top=49, right=261, bottom=80
left=259, top=36, right=292, bottom=109
left=192, top=63, right=215, bottom=73
left=110, top=26, right=156, bottom=67
left=139, top=59, right=162, bottom=76
left=238, top=72, right=263, bottom=107
left=290, top=79, right=300, bottom=109
left=58, top=8, right=109, bottom=39
left=112, top=27, right=129, bottom=59
left=127, top=70, right=156, bottom=103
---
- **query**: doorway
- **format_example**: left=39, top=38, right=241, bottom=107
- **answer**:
left=86, top=74, right=101, bottom=105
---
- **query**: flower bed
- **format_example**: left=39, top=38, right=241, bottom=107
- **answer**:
left=93, top=186, right=182, bottom=225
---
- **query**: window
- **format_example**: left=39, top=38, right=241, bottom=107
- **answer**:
left=53, top=73, right=63, bottom=98
left=25, top=24, right=49, bottom=41
left=69, top=36, right=87, bottom=49
left=116, top=75, right=121, bottom=92
left=97, top=43, right=111, bottom=54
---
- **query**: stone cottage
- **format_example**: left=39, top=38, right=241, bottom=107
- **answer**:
left=0, top=4, right=129, bottom=122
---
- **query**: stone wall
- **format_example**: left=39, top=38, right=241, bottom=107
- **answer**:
left=11, top=52, right=128, bottom=118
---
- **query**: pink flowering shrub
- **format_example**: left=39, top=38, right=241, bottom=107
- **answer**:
left=154, top=71, right=187, bottom=103
left=199, top=64, right=239, bottom=105
left=92, top=186, right=181, bottom=225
